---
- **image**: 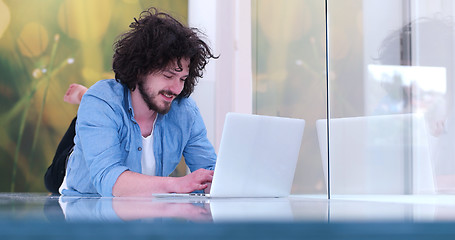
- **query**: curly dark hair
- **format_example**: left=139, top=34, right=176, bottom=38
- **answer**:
left=112, top=7, right=218, bottom=98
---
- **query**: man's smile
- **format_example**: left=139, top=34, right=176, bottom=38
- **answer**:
left=160, top=90, right=177, bottom=102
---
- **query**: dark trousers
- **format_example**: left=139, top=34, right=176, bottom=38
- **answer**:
left=44, top=117, right=77, bottom=194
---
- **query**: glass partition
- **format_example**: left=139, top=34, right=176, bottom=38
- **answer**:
left=327, top=0, right=455, bottom=195
left=252, top=0, right=327, bottom=194
left=253, top=0, right=455, bottom=196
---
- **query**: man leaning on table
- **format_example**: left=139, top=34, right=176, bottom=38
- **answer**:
left=45, top=7, right=218, bottom=197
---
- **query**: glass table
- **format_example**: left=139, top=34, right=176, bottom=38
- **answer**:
left=1, top=193, right=455, bottom=239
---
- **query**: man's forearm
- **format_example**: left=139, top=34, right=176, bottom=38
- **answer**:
left=112, top=170, right=177, bottom=197
left=111, top=168, right=213, bottom=197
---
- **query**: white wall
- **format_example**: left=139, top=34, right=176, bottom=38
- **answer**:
left=188, top=0, right=252, bottom=151
left=362, top=0, right=404, bottom=116
left=188, top=0, right=217, bottom=147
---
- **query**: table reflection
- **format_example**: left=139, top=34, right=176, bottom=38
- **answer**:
left=52, top=196, right=211, bottom=222
left=47, top=196, right=295, bottom=223
left=2, top=193, right=455, bottom=239
left=3, top=194, right=454, bottom=223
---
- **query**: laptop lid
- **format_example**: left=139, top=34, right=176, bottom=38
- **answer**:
left=209, top=113, right=305, bottom=197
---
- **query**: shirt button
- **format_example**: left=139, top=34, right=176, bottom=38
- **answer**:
left=138, top=147, right=142, bottom=151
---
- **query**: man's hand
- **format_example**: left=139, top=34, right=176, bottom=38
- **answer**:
left=174, top=168, right=214, bottom=193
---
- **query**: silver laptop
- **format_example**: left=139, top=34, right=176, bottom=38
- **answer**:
left=154, top=112, right=305, bottom=198
left=316, top=113, right=435, bottom=195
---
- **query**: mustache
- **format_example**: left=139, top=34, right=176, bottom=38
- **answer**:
left=159, top=90, right=178, bottom=97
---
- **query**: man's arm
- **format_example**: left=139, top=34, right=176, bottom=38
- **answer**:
left=112, top=168, right=213, bottom=197
left=182, top=101, right=217, bottom=172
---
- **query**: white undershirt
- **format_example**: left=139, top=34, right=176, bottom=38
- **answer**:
left=141, top=133, right=156, bottom=176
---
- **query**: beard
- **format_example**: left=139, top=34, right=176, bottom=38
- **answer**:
left=137, top=81, right=174, bottom=115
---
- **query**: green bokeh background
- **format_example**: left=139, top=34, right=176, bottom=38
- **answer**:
left=0, top=0, right=188, bottom=192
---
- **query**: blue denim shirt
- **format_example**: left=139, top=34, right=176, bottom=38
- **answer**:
left=62, top=79, right=216, bottom=197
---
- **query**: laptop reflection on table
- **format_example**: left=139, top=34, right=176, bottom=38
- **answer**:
left=316, top=113, right=435, bottom=195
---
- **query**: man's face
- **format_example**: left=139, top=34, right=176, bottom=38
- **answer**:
left=137, top=58, right=189, bottom=114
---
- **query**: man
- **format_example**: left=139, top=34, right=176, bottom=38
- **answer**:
left=47, top=7, right=218, bottom=197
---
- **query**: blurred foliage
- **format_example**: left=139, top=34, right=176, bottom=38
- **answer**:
left=0, top=0, right=188, bottom=192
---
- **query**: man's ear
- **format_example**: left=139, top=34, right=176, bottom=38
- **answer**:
left=133, top=74, right=144, bottom=91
